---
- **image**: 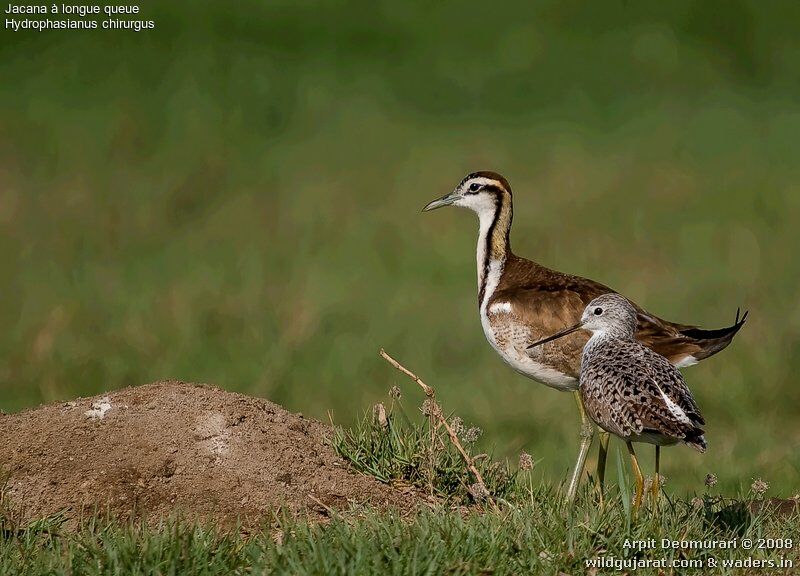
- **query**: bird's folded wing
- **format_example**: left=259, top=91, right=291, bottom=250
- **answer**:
left=641, top=347, right=705, bottom=426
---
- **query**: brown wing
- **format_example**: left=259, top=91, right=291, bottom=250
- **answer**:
left=493, top=287, right=588, bottom=378
left=496, top=255, right=744, bottom=368
left=492, top=257, right=614, bottom=378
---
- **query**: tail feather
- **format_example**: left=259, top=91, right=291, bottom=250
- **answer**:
left=680, top=309, right=748, bottom=340
left=678, top=308, right=748, bottom=361
left=685, top=428, right=707, bottom=453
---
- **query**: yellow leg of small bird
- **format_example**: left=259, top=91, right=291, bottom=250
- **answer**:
left=651, top=446, right=661, bottom=508
left=626, top=441, right=644, bottom=511
left=566, top=391, right=594, bottom=503
left=597, top=431, right=610, bottom=495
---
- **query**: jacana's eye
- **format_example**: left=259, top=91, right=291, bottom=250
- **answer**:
left=594, top=307, right=603, bottom=315
left=469, top=183, right=481, bottom=192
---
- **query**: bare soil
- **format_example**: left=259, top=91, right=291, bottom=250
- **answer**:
left=0, top=381, right=417, bottom=528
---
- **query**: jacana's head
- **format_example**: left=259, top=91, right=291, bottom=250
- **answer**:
left=579, top=294, right=638, bottom=337
left=423, top=172, right=512, bottom=217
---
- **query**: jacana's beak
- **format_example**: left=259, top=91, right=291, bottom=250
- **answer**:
left=526, top=321, right=584, bottom=350
left=422, top=191, right=458, bottom=212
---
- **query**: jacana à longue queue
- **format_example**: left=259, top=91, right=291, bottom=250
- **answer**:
left=423, top=171, right=746, bottom=501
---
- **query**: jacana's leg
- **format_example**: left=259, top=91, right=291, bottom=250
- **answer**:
left=566, top=391, right=594, bottom=503
left=651, top=446, right=661, bottom=506
left=626, top=441, right=644, bottom=510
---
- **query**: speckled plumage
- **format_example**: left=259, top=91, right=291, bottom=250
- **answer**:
left=577, top=294, right=707, bottom=452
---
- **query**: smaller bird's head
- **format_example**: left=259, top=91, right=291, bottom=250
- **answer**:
left=423, top=171, right=512, bottom=216
left=578, top=294, right=638, bottom=335
left=527, top=293, right=638, bottom=350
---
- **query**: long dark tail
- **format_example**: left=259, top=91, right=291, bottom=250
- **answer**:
left=678, top=308, right=749, bottom=361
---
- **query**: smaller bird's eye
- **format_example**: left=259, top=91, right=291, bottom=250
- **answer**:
left=594, top=307, right=603, bottom=315
left=469, top=183, right=481, bottom=192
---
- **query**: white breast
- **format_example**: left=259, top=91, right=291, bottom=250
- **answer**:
left=479, top=277, right=578, bottom=391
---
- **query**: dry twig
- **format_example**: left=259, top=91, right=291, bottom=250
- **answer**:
left=380, top=349, right=435, bottom=397
left=379, top=348, right=497, bottom=509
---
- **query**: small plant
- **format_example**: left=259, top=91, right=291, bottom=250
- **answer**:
left=750, top=478, right=770, bottom=498
left=333, top=398, right=514, bottom=504
left=333, top=350, right=515, bottom=504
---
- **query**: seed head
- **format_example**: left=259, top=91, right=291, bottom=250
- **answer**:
left=420, top=398, right=441, bottom=418
left=691, top=497, right=704, bottom=510
left=372, top=403, right=388, bottom=429
left=468, top=482, right=489, bottom=502
left=704, top=473, right=718, bottom=488
left=518, top=452, right=534, bottom=471
left=450, top=416, right=464, bottom=436
left=751, top=478, right=769, bottom=496
left=643, top=476, right=653, bottom=494
left=389, top=386, right=401, bottom=400
left=464, top=426, right=482, bottom=443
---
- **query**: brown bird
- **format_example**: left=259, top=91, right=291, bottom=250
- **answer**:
left=529, top=294, right=707, bottom=509
left=423, top=171, right=746, bottom=501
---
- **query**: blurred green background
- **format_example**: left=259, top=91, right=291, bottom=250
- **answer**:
left=1, top=1, right=799, bottom=493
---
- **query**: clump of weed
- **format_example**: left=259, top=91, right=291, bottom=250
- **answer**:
left=333, top=396, right=514, bottom=504
left=333, top=351, right=514, bottom=504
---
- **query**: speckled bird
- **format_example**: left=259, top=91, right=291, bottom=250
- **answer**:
left=529, top=293, right=707, bottom=508
left=423, top=171, right=745, bottom=501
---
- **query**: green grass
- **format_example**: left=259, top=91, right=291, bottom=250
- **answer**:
left=2, top=1, right=800, bottom=496
left=3, top=503, right=798, bottom=575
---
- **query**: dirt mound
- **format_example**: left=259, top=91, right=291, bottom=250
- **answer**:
left=0, top=381, right=416, bottom=528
